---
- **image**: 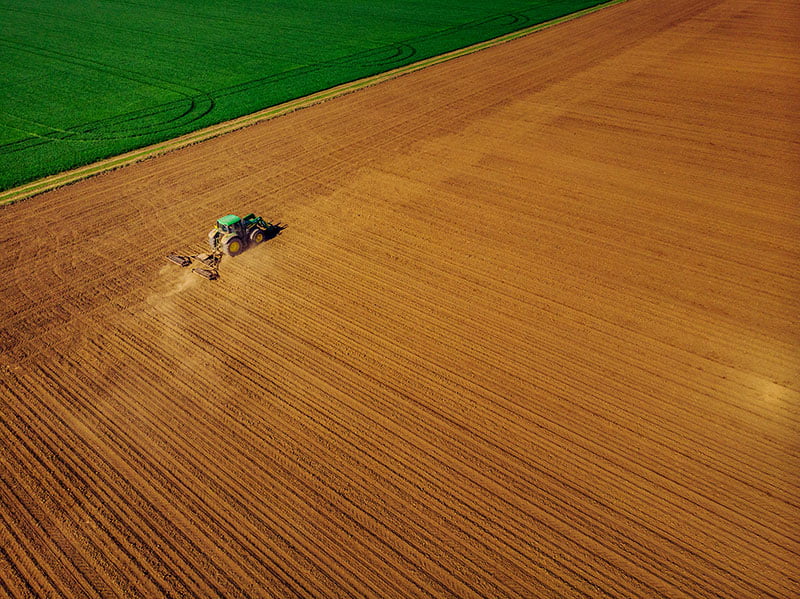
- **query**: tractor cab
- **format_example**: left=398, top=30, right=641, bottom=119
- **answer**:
left=216, top=214, right=243, bottom=235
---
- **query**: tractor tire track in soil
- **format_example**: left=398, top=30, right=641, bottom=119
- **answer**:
left=1, top=0, right=798, bottom=596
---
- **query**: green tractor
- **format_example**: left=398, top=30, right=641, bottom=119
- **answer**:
left=167, top=213, right=283, bottom=280
left=209, top=213, right=279, bottom=256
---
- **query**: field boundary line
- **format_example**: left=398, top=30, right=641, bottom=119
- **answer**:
left=0, top=0, right=627, bottom=207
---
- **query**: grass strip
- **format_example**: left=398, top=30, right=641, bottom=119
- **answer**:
left=0, top=0, right=627, bottom=207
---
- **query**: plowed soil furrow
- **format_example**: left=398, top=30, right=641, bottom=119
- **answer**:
left=55, top=317, right=485, bottom=597
left=138, top=302, right=576, bottom=596
left=368, top=193, right=792, bottom=370
left=0, top=447, right=129, bottom=599
left=200, top=277, right=789, bottom=597
left=0, top=398, right=162, bottom=597
left=69, top=341, right=446, bottom=599
left=0, top=480, right=92, bottom=598
left=95, top=286, right=620, bottom=596
left=137, top=311, right=647, bottom=598
left=26, top=360, right=366, bottom=598
left=282, top=233, right=798, bottom=516
left=2, top=381, right=234, bottom=597
left=27, top=362, right=329, bottom=599
left=134, top=288, right=772, bottom=596
left=352, top=226, right=799, bottom=437
left=305, top=218, right=797, bottom=426
left=2, top=0, right=798, bottom=597
left=53, top=338, right=506, bottom=599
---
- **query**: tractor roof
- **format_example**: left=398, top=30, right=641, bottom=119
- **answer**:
left=217, top=214, right=241, bottom=226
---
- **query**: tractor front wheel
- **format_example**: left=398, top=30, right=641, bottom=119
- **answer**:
left=223, top=236, right=244, bottom=257
left=250, top=228, right=265, bottom=244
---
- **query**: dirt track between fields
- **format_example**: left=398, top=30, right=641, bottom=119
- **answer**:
left=1, top=0, right=798, bottom=596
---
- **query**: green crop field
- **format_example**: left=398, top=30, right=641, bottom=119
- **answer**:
left=0, top=0, right=607, bottom=192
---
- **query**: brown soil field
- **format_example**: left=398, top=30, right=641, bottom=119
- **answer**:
left=1, top=0, right=798, bottom=596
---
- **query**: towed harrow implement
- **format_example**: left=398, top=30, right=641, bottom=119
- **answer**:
left=167, top=213, right=284, bottom=280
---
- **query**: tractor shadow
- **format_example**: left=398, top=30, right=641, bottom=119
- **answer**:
left=264, top=222, right=287, bottom=241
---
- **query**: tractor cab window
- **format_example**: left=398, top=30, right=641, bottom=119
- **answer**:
left=217, top=216, right=242, bottom=234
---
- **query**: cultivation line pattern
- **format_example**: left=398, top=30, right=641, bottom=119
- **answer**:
left=1, top=0, right=799, bottom=597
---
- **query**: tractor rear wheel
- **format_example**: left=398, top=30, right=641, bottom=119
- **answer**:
left=223, top=236, right=244, bottom=257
